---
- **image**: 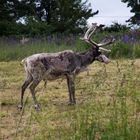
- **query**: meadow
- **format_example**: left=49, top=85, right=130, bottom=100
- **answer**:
left=0, top=32, right=140, bottom=140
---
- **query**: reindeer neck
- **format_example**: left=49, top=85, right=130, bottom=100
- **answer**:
left=78, top=48, right=98, bottom=67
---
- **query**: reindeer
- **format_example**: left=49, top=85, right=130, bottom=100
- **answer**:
left=18, top=23, right=115, bottom=110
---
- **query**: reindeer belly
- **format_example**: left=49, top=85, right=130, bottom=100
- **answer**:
left=43, top=71, right=66, bottom=81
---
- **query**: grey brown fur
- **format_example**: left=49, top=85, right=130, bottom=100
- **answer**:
left=19, top=23, right=115, bottom=110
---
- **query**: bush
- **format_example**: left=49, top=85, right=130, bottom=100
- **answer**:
left=0, top=21, right=55, bottom=37
left=104, top=22, right=130, bottom=32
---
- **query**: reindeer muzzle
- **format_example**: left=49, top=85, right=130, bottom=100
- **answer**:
left=96, top=55, right=111, bottom=64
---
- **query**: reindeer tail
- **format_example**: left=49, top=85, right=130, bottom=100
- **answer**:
left=20, top=58, right=27, bottom=66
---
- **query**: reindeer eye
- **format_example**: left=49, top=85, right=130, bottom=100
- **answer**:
left=98, top=52, right=101, bottom=55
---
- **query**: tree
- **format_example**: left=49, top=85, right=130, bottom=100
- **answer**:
left=0, top=0, right=36, bottom=23
left=0, top=0, right=98, bottom=35
left=35, top=0, right=98, bottom=33
left=121, top=0, right=140, bottom=25
left=104, top=22, right=130, bottom=32
left=0, top=0, right=14, bottom=22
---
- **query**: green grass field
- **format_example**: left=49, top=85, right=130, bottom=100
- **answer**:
left=0, top=59, right=140, bottom=140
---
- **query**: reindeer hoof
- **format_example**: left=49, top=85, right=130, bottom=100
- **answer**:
left=18, top=104, right=23, bottom=111
left=34, top=104, right=41, bottom=111
left=68, top=102, right=76, bottom=106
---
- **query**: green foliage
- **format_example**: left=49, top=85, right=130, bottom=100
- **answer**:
left=37, top=0, right=96, bottom=24
left=0, top=21, right=55, bottom=36
left=0, top=21, right=15, bottom=36
left=21, top=22, right=55, bottom=36
left=104, top=22, right=130, bottom=32
left=110, top=42, right=140, bottom=58
left=45, top=0, right=96, bottom=33
left=121, top=0, right=140, bottom=25
left=0, top=0, right=36, bottom=22
left=0, top=0, right=96, bottom=35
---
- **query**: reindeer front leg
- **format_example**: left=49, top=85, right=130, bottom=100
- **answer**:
left=66, top=75, right=76, bottom=105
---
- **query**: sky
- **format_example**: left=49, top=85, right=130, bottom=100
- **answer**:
left=87, top=0, right=134, bottom=26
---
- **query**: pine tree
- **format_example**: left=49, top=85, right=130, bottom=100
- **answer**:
left=0, top=0, right=98, bottom=35
left=122, top=0, right=140, bottom=25
left=36, top=0, right=98, bottom=33
left=0, top=0, right=36, bottom=23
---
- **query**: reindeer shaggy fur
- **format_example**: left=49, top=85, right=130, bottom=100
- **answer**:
left=19, top=23, right=114, bottom=110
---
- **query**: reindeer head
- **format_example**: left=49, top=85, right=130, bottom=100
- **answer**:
left=80, top=23, right=115, bottom=64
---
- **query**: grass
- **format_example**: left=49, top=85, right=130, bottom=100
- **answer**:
left=0, top=36, right=87, bottom=62
left=0, top=34, right=140, bottom=62
left=0, top=59, right=140, bottom=140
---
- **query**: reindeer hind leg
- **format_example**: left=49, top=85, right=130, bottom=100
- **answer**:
left=19, top=73, right=33, bottom=110
left=29, top=78, right=42, bottom=110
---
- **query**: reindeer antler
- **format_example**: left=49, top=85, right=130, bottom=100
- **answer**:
left=80, top=23, right=115, bottom=52
left=80, top=23, right=98, bottom=47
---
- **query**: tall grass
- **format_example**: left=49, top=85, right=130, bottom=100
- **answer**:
left=0, top=36, right=88, bottom=61
left=0, top=31, right=140, bottom=61
left=0, top=59, right=140, bottom=140
left=110, top=42, right=140, bottom=58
